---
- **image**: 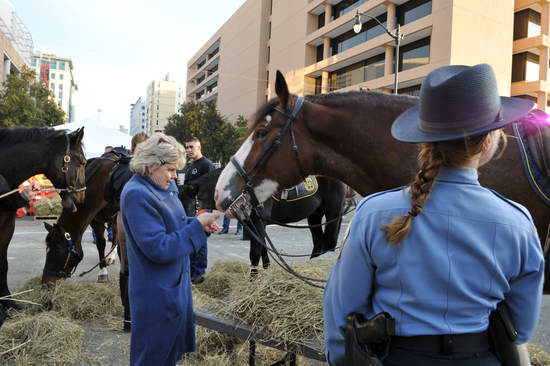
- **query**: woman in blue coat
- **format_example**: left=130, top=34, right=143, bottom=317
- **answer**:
left=121, top=133, right=219, bottom=366
left=324, top=64, right=544, bottom=365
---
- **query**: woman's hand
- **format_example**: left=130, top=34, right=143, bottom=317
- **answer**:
left=197, top=212, right=220, bottom=234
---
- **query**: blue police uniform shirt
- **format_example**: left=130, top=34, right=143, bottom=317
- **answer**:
left=323, top=167, right=544, bottom=366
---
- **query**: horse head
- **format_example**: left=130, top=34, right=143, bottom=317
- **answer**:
left=215, top=71, right=311, bottom=213
left=42, top=222, right=83, bottom=283
left=46, top=128, right=87, bottom=211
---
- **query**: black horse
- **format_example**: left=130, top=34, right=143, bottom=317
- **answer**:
left=0, top=127, right=86, bottom=311
left=181, top=168, right=346, bottom=271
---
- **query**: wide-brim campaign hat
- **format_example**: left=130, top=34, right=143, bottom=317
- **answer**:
left=392, top=64, right=535, bottom=143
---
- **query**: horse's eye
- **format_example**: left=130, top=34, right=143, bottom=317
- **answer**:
left=255, top=130, right=268, bottom=139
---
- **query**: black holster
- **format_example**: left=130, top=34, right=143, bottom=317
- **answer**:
left=488, top=301, right=520, bottom=366
left=345, top=312, right=395, bottom=366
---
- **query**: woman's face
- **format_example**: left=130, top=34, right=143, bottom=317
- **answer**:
left=149, top=163, right=178, bottom=189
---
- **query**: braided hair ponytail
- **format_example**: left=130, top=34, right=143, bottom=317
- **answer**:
left=381, top=131, right=502, bottom=245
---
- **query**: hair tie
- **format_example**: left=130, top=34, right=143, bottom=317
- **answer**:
left=408, top=204, right=421, bottom=217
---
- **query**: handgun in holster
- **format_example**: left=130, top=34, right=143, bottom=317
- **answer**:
left=489, top=301, right=520, bottom=366
left=344, top=312, right=395, bottom=366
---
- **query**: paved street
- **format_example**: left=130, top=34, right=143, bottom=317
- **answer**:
left=6, top=213, right=550, bottom=352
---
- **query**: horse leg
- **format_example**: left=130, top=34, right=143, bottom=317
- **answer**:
left=308, top=209, right=327, bottom=259
left=0, top=212, right=16, bottom=311
left=115, top=213, right=131, bottom=332
left=319, top=181, right=346, bottom=255
left=91, top=220, right=109, bottom=283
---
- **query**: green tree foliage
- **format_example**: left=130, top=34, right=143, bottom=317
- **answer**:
left=0, top=66, right=66, bottom=128
left=164, top=101, right=244, bottom=165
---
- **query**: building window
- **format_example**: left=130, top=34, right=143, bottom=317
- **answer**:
left=329, top=53, right=385, bottom=91
left=331, top=13, right=387, bottom=57
left=318, top=12, right=325, bottom=29
left=512, top=52, right=541, bottom=82
left=59, top=83, right=63, bottom=90
left=50, top=83, right=55, bottom=90
left=50, top=73, right=55, bottom=79
left=268, top=21, right=272, bottom=39
left=514, top=9, right=541, bottom=40
left=58, top=101, right=62, bottom=106
left=314, top=76, right=322, bottom=94
left=399, top=37, right=430, bottom=72
left=397, top=0, right=432, bottom=26
left=398, top=85, right=421, bottom=96
left=316, top=45, right=324, bottom=62
left=60, top=74, right=64, bottom=80
left=59, top=61, right=65, bottom=70
left=50, top=61, right=58, bottom=69
left=59, top=91, right=63, bottom=99
left=31, top=58, right=37, bottom=66
left=333, top=0, right=368, bottom=20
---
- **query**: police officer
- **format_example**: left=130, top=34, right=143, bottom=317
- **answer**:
left=323, top=64, right=544, bottom=366
left=182, top=137, right=216, bottom=283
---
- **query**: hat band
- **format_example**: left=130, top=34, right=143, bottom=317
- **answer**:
left=420, top=107, right=503, bottom=133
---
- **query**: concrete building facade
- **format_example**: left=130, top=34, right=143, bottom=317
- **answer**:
left=31, top=52, right=78, bottom=122
left=187, top=0, right=550, bottom=120
left=146, top=78, right=177, bottom=134
left=0, top=0, right=32, bottom=84
left=130, top=97, right=147, bottom=136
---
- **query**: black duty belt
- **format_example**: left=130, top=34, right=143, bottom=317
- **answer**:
left=392, top=331, right=490, bottom=355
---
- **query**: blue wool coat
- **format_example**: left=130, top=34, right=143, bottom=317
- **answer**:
left=121, top=175, right=207, bottom=366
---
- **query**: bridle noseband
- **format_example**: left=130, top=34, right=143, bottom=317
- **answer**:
left=43, top=231, right=82, bottom=279
left=229, top=97, right=305, bottom=219
left=59, top=133, right=87, bottom=195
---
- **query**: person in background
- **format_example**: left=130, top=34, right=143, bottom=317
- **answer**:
left=104, top=145, right=113, bottom=154
left=183, top=137, right=216, bottom=283
left=323, top=64, right=544, bottom=366
left=219, top=215, right=242, bottom=235
left=121, top=133, right=219, bottom=366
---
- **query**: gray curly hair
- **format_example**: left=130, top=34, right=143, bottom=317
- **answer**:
left=130, top=133, right=185, bottom=175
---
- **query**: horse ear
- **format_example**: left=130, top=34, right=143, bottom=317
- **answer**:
left=275, top=70, right=289, bottom=109
left=44, top=222, right=53, bottom=232
left=69, top=127, right=85, bottom=145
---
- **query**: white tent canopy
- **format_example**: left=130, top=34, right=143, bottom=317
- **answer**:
left=54, top=120, right=132, bottom=159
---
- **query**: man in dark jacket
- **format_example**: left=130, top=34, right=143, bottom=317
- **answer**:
left=182, top=137, right=216, bottom=284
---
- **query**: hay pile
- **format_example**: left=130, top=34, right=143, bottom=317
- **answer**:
left=194, top=261, right=248, bottom=299
left=0, top=312, right=83, bottom=365
left=529, top=344, right=550, bottom=366
left=209, top=260, right=330, bottom=347
left=16, top=277, right=123, bottom=321
left=33, top=196, right=62, bottom=217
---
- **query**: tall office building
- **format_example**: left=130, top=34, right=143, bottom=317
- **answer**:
left=0, top=0, right=32, bottom=84
left=146, top=76, right=177, bottom=134
left=187, top=0, right=550, bottom=119
left=31, top=52, right=78, bottom=122
left=130, top=97, right=147, bottom=136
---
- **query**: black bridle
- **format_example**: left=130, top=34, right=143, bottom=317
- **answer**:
left=229, top=96, right=305, bottom=218
left=59, top=133, right=87, bottom=195
left=43, top=232, right=82, bottom=279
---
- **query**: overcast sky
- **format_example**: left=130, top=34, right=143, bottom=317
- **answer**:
left=10, top=0, right=246, bottom=130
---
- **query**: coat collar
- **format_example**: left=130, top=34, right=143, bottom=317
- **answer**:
left=135, top=174, right=178, bottom=201
left=435, top=167, right=480, bottom=186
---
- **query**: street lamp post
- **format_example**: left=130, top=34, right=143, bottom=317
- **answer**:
left=353, top=11, right=403, bottom=94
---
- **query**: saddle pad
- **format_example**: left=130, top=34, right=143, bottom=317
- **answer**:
left=272, top=176, right=318, bottom=202
left=513, top=110, right=550, bottom=206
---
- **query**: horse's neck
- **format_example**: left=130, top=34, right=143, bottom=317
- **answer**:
left=0, top=144, right=54, bottom=188
left=306, top=97, right=416, bottom=196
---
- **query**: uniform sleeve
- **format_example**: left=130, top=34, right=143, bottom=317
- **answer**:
left=323, top=206, right=375, bottom=366
left=122, top=188, right=207, bottom=264
left=505, top=228, right=544, bottom=344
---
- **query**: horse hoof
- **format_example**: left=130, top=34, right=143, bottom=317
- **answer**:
left=105, top=258, right=116, bottom=266
left=97, top=274, right=110, bottom=283
left=249, top=268, right=259, bottom=280
left=262, top=263, right=270, bottom=270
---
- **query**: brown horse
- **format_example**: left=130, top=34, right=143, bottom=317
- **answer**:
left=214, top=71, right=550, bottom=293
left=42, top=153, right=120, bottom=284
left=0, top=127, right=86, bottom=311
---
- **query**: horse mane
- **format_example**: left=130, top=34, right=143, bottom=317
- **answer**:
left=0, top=127, right=62, bottom=145
left=250, top=91, right=419, bottom=129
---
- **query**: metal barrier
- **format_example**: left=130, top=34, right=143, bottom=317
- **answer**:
left=194, top=310, right=327, bottom=366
